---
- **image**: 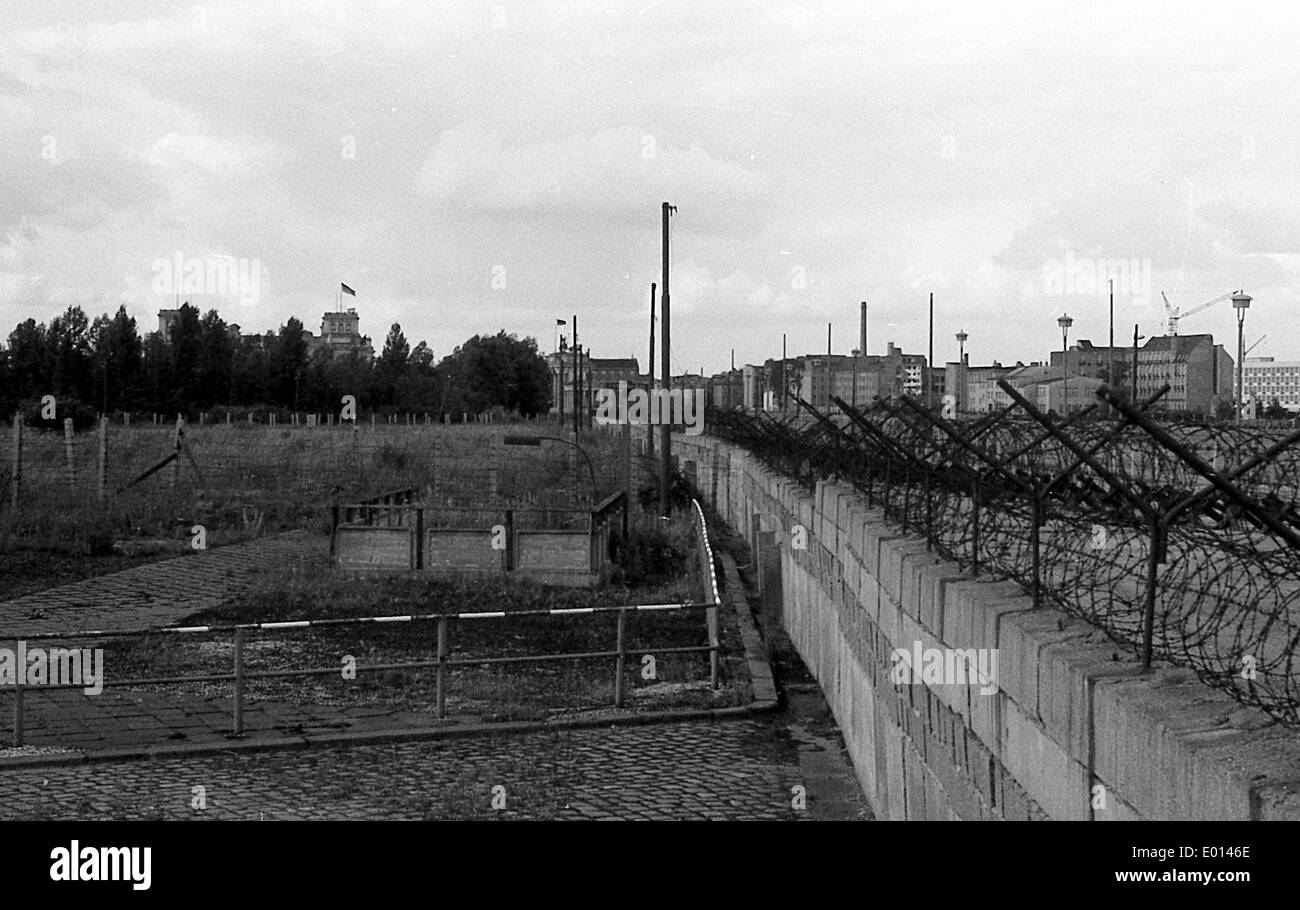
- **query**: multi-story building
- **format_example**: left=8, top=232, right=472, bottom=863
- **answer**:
left=1049, top=339, right=1129, bottom=385
left=795, top=343, right=928, bottom=411
left=706, top=369, right=743, bottom=409
left=950, top=362, right=1018, bottom=413
left=588, top=357, right=642, bottom=394
left=797, top=354, right=852, bottom=410
left=761, top=357, right=808, bottom=410
left=1134, top=334, right=1232, bottom=416
left=1242, top=357, right=1300, bottom=411
left=303, top=308, right=375, bottom=361
left=546, top=348, right=641, bottom=416
left=929, top=366, right=946, bottom=403
left=1006, top=364, right=1104, bottom=414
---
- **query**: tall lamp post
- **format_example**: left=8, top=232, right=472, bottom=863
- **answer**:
left=1057, top=313, right=1073, bottom=416
left=555, top=319, right=566, bottom=425
left=1233, top=293, right=1252, bottom=421
left=955, top=330, right=968, bottom=413
left=1132, top=325, right=1144, bottom=403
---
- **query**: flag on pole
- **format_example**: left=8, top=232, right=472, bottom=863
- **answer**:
left=341, top=283, right=356, bottom=297
left=556, top=319, right=566, bottom=325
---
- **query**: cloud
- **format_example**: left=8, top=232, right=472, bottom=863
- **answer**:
left=415, top=124, right=767, bottom=227
left=1199, top=198, right=1300, bottom=257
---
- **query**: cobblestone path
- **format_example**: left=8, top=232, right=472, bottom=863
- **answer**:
left=0, top=719, right=827, bottom=820
left=0, top=532, right=321, bottom=637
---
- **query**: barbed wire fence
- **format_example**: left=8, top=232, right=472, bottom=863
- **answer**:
left=708, top=385, right=1300, bottom=728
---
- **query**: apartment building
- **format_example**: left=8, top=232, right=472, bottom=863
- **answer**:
left=1243, top=357, right=1300, bottom=410
left=1134, top=334, right=1232, bottom=416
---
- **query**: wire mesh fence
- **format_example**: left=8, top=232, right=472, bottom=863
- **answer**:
left=708, top=386, right=1300, bottom=728
left=2, top=414, right=635, bottom=549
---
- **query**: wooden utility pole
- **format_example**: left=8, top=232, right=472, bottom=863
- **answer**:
left=826, top=322, right=832, bottom=409
left=659, top=202, right=674, bottom=517
left=782, top=333, right=787, bottom=411
left=648, top=283, right=656, bottom=457
left=1109, top=279, right=1115, bottom=415
left=1132, top=324, right=1140, bottom=402
left=577, top=315, right=582, bottom=436
left=928, top=292, right=934, bottom=408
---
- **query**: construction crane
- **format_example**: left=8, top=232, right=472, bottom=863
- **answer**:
left=1155, top=289, right=1242, bottom=410
left=1161, top=289, right=1242, bottom=336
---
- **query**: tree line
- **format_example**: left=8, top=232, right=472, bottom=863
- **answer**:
left=0, top=303, right=554, bottom=426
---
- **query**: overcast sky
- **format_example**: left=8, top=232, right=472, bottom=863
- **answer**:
left=3, top=0, right=1298, bottom=375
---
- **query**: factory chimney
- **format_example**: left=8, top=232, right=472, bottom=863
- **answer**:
left=859, top=301, right=867, bottom=356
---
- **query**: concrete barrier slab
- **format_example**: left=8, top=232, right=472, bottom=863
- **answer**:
left=1000, top=697, right=1090, bottom=820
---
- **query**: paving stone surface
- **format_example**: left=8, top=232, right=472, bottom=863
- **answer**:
left=0, top=530, right=872, bottom=821
left=0, top=720, right=816, bottom=820
left=0, top=532, right=321, bottom=636
left=0, top=533, right=339, bottom=750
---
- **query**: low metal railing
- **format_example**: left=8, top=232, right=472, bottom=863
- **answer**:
left=3, top=499, right=720, bottom=745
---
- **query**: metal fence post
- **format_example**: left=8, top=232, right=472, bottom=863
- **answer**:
left=882, top=455, right=892, bottom=519
left=172, top=415, right=183, bottom=488
left=924, top=464, right=934, bottom=550
left=865, top=451, right=874, bottom=509
left=711, top=444, right=719, bottom=506
left=1142, top=517, right=1163, bottom=670
left=622, top=422, right=632, bottom=499
left=505, top=508, right=515, bottom=572
left=10, top=413, right=21, bottom=512
left=901, top=461, right=911, bottom=533
left=709, top=603, right=720, bottom=690
left=1030, top=492, right=1042, bottom=609
left=436, top=616, right=448, bottom=719
left=330, top=503, right=339, bottom=563
left=12, top=679, right=23, bottom=747
left=613, top=608, right=627, bottom=708
left=233, top=627, right=246, bottom=735
left=415, top=507, right=425, bottom=570
left=97, top=416, right=108, bottom=504
left=63, top=417, right=75, bottom=487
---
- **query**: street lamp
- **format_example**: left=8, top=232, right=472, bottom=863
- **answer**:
left=955, top=330, right=968, bottom=412
left=1132, top=325, right=1145, bottom=403
left=1057, top=314, right=1073, bottom=416
left=556, top=331, right=567, bottom=427
left=1233, top=293, right=1252, bottom=421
